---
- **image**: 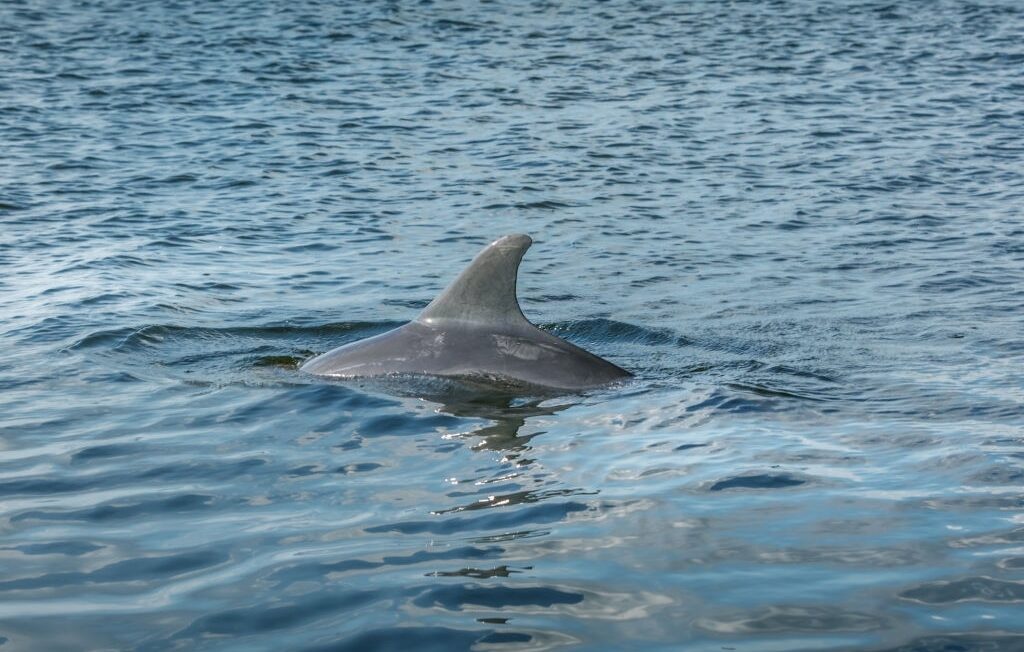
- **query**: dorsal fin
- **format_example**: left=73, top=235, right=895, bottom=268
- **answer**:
left=417, top=234, right=533, bottom=328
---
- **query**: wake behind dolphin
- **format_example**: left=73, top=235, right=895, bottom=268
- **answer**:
left=301, top=234, right=631, bottom=392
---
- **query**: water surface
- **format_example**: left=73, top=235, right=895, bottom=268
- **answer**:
left=2, top=0, right=1024, bottom=650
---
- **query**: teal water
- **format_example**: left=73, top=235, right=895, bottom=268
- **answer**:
left=2, top=1, right=1024, bottom=650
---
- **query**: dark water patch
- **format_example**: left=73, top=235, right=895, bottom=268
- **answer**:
left=8, top=315, right=92, bottom=344
left=968, top=466, right=1024, bottom=485
left=160, top=173, right=198, bottom=184
left=70, top=443, right=140, bottom=464
left=513, top=200, right=577, bottom=210
left=302, top=626, right=499, bottom=652
left=59, top=253, right=151, bottom=272
left=286, top=464, right=326, bottom=478
left=357, top=412, right=462, bottom=438
left=919, top=272, right=1013, bottom=293
left=334, top=462, right=382, bottom=474
left=210, top=178, right=258, bottom=190
left=213, top=386, right=393, bottom=423
left=900, top=577, right=1024, bottom=604
left=77, top=291, right=135, bottom=307
left=241, top=382, right=401, bottom=415
left=477, top=617, right=509, bottom=624
left=727, top=382, right=826, bottom=402
left=765, top=364, right=840, bottom=384
left=12, top=493, right=216, bottom=523
left=10, top=541, right=103, bottom=557
left=709, top=473, right=807, bottom=492
left=139, top=457, right=266, bottom=482
left=685, top=387, right=809, bottom=415
left=0, top=476, right=99, bottom=498
left=251, top=354, right=305, bottom=368
left=0, top=549, right=227, bottom=592
left=428, top=565, right=520, bottom=579
left=144, top=236, right=204, bottom=249
left=413, top=583, right=583, bottom=611
left=267, top=546, right=504, bottom=588
left=674, top=443, right=709, bottom=451
left=874, top=633, right=1024, bottom=652
left=284, top=242, right=337, bottom=253
left=380, top=298, right=429, bottom=309
left=46, top=158, right=105, bottom=171
left=629, top=275, right=674, bottom=288
left=365, top=501, right=589, bottom=535
left=172, top=281, right=245, bottom=292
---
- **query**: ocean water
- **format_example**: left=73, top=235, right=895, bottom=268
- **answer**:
left=2, top=0, right=1023, bottom=650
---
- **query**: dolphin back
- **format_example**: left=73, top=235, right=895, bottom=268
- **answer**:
left=301, top=235, right=632, bottom=392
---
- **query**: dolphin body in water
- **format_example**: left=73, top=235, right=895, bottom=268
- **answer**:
left=301, top=234, right=631, bottom=392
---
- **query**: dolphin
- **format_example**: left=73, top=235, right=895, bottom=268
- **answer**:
left=301, top=234, right=631, bottom=392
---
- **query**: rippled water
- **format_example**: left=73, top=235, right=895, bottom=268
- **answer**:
left=3, top=0, right=1024, bottom=650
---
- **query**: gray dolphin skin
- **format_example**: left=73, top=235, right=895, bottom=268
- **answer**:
left=301, top=234, right=632, bottom=392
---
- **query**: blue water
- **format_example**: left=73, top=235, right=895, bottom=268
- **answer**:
left=2, top=0, right=1024, bottom=650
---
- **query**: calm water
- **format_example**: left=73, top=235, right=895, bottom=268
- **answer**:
left=2, top=0, right=1024, bottom=650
